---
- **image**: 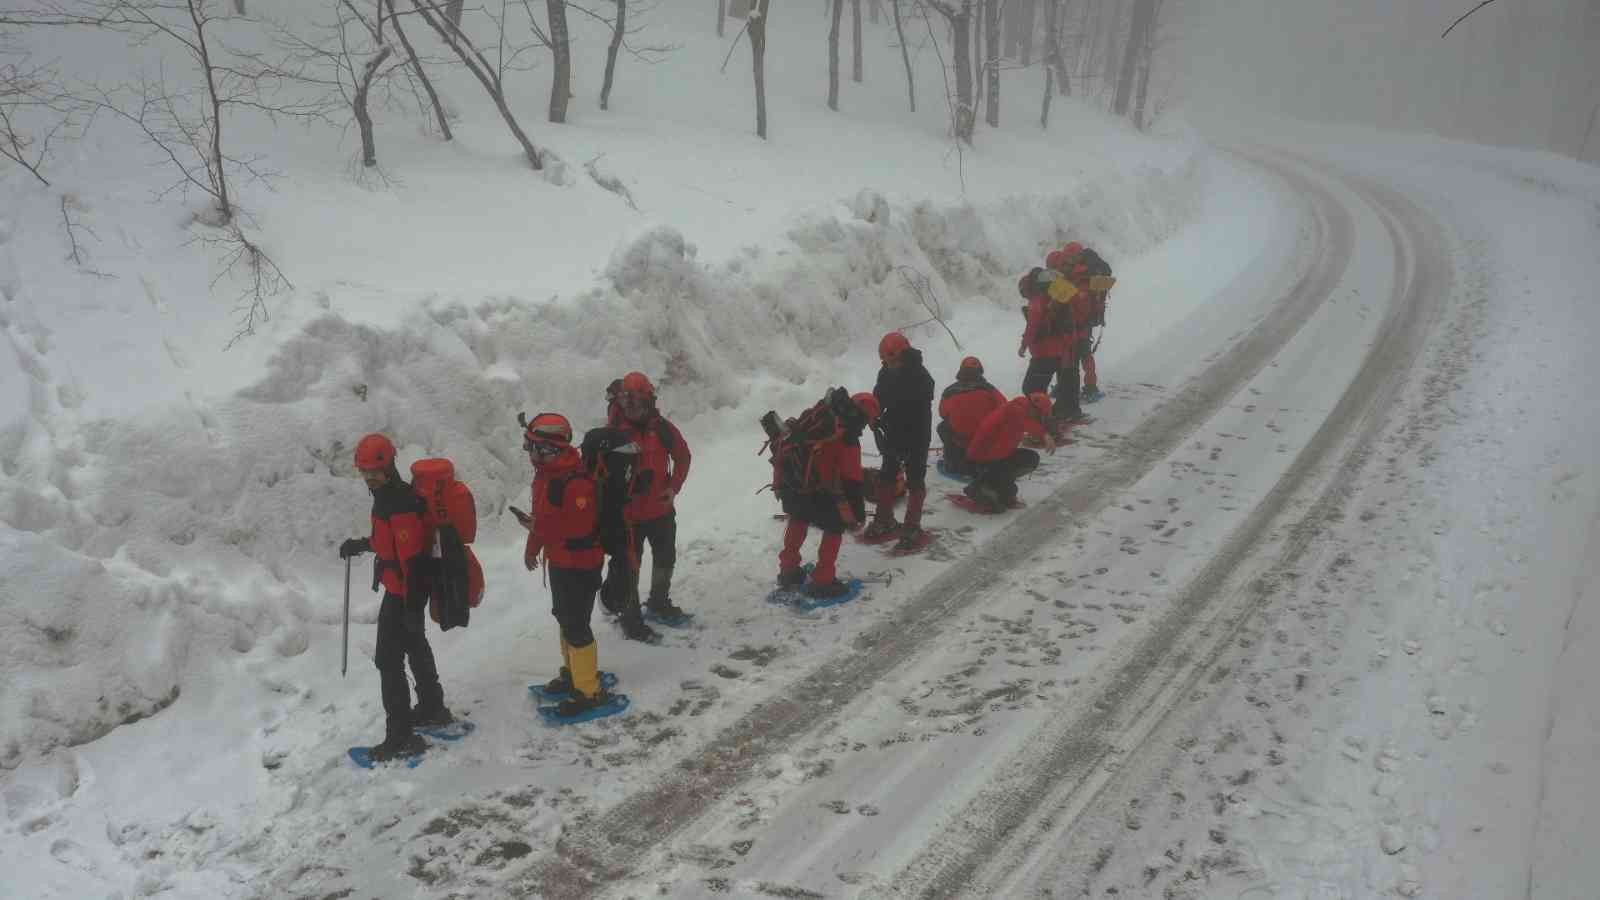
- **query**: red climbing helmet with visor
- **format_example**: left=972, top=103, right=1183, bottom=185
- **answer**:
left=523, top=412, right=573, bottom=462
left=878, top=331, right=911, bottom=365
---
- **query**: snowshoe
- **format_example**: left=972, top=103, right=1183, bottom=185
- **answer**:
left=529, top=671, right=619, bottom=703
left=537, top=690, right=631, bottom=725
left=935, top=458, right=974, bottom=483
left=1081, top=386, right=1104, bottom=403
left=767, top=568, right=866, bottom=611
left=804, top=579, right=852, bottom=599
left=350, top=731, right=427, bottom=768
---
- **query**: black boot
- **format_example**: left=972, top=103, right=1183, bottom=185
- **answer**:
left=367, top=726, right=426, bottom=763
left=411, top=683, right=453, bottom=727
left=543, top=666, right=574, bottom=695
left=777, top=567, right=806, bottom=588
left=647, top=567, right=687, bottom=618
left=1053, top=364, right=1084, bottom=422
left=620, top=613, right=660, bottom=643
left=555, top=688, right=612, bottom=718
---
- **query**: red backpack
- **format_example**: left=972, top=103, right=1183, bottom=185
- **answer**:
left=410, top=458, right=483, bottom=630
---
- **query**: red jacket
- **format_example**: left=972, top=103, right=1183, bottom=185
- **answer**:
left=619, top=414, right=691, bottom=523
left=967, top=397, right=1046, bottom=464
left=524, top=447, right=604, bottom=570
left=369, top=479, right=429, bottom=597
left=939, top=381, right=1006, bottom=442
left=1022, top=294, right=1073, bottom=359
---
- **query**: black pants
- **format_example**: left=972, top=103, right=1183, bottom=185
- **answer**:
left=1021, top=355, right=1061, bottom=396
left=971, top=448, right=1041, bottom=504
left=937, top=421, right=971, bottom=473
left=375, top=591, right=442, bottom=735
left=550, top=565, right=602, bottom=647
left=878, top=445, right=929, bottom=491
left=601, top=512, right=676, bottom=613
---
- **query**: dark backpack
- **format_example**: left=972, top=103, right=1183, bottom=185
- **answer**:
left=579, top=426, right=639, bottom=552
left=759, top=387, right=864, bottom=502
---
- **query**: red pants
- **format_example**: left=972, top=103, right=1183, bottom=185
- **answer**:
left=779, top=518, right=843, bottom=585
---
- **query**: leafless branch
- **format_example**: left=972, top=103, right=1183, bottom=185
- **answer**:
left=1441, top=0, right=1499, bottom=39
left=207, top=223, right=291, bottom=348
left=895, top=265, right=962, bottom=350
left=920, top=7, right=966, bottom=191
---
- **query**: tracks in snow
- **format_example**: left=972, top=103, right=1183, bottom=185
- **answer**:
left=522, top=149, right=1382, bottom=898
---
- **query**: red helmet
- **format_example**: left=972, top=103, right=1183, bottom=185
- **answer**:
left=878, top=331, right=911, bottom=363
left=1045, top=250, right=1068, bottom=271
left=1026, top=392, right=1052, bottom=420
left=354, top=433, right=396, bottom=471
left=620, top=371, right=655, bottom=397
left=852, top=392, right=881, bottom=423
left=1062, top=241, right=1084, bottom=258
left=523, top=412, right=573, bottom=454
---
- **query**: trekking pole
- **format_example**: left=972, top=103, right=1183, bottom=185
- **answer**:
left=341, top=557, right=351, bottom=677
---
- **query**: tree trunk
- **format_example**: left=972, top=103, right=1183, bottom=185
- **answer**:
left=548, top=0, right=571, bottom=122
left=891, top=0, right=915, bottom=112
left=953, top=2, right=974, bottom=141
left=233, top=0, right=245, bottom=14
left=1043, top=0, right=1066, bottom=96
left=354, top=45, right=395, bottom=166
left=1132, top=40, right=1151, bottom=130
left=851, top=0, right=863, bottom=83
left=869, top=0, right=881, bottom=24
left=410, top=0, right=542, bottom=168
left=1040, top=60, right=1053, bottom=128
left=601, top=0, right=626, bottom=109
left=1101, top=0, right=1121, bottom=100
left=1112, top=0, right=1153, bottom=116
left=386, top=0, right=452, bottom=140
left=971, top=0, right=983, bottom=123
left=445, top=0, right=463, bottom=26
left=186, top=0, right=231, bottom=222
left=828, top=0, right=843, bottom=110
left=717, top=0, right=725, bottom=37
left=984, top=0, right=999, bottom=126
left=752, top=0, right=770, bottom=137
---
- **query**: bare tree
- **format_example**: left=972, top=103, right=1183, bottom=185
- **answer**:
left=921, top=0, right=974, bottom=142
left=1042, top=0, right=1065, bottom=97
left=1112, top=0, right=1153, bottom=117
left=1442, top=0, right=1502, bottom=39
left=749, top=0, right=770, bottom=137
left=827, top=0, right=843, bottom=110
left=851, top=0, right=862, bottom=83
left=983, top=0, right=998, bottom=126
left=545, top=0, right=571, bottom=122
left=0, top=49, right=69, bottom=185
left=890, top=0, right=914, bottom=111
left=384, top=0, right=452, bottom=139
left=600, top=0, right=626, bottom=108
left=409, top=0, right=544, bottom=168
left=716, top=0, right=725, bottom=37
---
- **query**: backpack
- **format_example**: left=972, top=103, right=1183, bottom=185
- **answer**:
left=410, top=458, right=482, bottom=631
left=760, top=387, right=864, bottom=502
left=579, top=426, right=640, bottom=553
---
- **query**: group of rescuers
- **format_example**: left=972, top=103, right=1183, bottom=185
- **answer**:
left=336, top=241, right=1115, bottom=760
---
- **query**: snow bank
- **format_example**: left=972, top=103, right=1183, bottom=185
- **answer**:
left=0, top=152, right=1206, bottom=766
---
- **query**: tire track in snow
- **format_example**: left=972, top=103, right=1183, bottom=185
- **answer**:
left=521, top=153, right=1357, bottom=898
left=883, top=151, right=1451, bottom=899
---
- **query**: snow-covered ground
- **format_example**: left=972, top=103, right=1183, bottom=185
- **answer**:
left=3, top=1, right=1598, bottom=898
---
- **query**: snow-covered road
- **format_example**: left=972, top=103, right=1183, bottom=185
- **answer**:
left=523, top=143, right=1600, bottom=899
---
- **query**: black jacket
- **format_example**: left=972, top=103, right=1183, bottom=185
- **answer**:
left=873, top=347, right=935, bottom=452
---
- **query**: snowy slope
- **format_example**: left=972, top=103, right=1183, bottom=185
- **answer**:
left=1, top=2, right=1227, bottom=896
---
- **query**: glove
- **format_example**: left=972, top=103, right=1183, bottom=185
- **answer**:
left=525, top=552, right=539, bottom=572
left=1017, top=341, right=1027, bottom=358
left=339, top=537, right=370, bottom=559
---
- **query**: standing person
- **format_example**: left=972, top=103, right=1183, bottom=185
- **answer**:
left=521, top=413, right=613, bottom=718
left=604, top=371, right=692, bottom=641
left=937, top=356, right=1006, bottom=475
left=1072, top=243, right=1114, bottom=403
left=865, top=332, right=935, bottom=552
left=963, top=393, right=1057, bottom=511
left=775, top=391, right=878, bottom=598
left=1018, top=261, right=1073, bottom=411
left=338, top=433, right=452, bottom=763
left=1040, top=248, right=1094, bottom=426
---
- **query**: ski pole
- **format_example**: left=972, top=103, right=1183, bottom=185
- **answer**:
left=341, top=557, right=351, bottom=677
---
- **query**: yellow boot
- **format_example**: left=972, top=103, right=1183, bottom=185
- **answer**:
left=561, top=641, right=608, bottom=715
left=541, top=638, right=574, bottom=695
